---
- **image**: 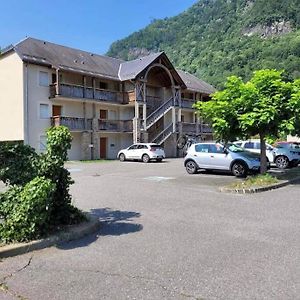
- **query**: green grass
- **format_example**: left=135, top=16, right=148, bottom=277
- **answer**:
left=228, top=174, right=279, bottom=190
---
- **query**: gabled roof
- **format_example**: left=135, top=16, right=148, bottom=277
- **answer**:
left=118, top=52, right=163, bottom=81
left=11, top=37, right=124, bottom=80
left=119, top=52, right=186, bottom=88
left=1, top=37, right=216, bottom=93
left=177, top=69, right=216, bottom=95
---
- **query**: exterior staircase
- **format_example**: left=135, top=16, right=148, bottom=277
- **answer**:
left=145, top=97, right=173, bottom=130
left=151, top=123, right=173, bottom=145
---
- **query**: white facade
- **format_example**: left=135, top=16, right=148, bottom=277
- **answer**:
left=0, top=39, right=214, bottom=160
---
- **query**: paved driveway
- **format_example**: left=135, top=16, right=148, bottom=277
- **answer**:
left=1, top=159, right=300, bottom=299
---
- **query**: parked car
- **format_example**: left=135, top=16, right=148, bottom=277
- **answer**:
left=184, top=142, right=261, bottom=177
left=117, top=143, right=165, bottom=163
left=234, top=140, right=300, bottom=169
left=234, top=140, right=275, bottom=163
left=272, top=142, right=300, bottom=168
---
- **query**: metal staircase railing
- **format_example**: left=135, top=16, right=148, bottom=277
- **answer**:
left=145, top=97, right=173, bottom=129
left=151, top=123, right=173, bottom=145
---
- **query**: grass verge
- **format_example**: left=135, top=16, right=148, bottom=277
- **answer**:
left=228, top=174, right=279, bottom=189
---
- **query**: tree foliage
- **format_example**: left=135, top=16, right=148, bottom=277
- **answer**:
left=107, top=0, right=300, bottom=89
left=194, top=69, right=300, bottom=173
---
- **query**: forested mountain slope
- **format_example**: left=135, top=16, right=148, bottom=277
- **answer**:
left=107, top=0, right=300, bottom=89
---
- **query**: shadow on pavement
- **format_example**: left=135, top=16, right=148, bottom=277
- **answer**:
left=57, top=208, right=143, bottom=250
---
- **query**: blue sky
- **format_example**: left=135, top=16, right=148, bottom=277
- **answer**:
left=0, top=0, right=197, bottom=54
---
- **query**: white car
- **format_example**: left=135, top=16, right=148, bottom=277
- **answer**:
left=117, top=143, right=165, bottom=163
left=234, top=140, right=275, bottom=163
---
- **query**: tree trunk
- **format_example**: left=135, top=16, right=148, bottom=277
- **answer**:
left=260, top=133, right=268, bottom=174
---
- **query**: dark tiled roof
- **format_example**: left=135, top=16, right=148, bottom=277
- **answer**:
left=3, top=37, right=216, bottom=93
left=118, top=52, right=163, bottom=81
left=177, top=69, right=216, bottom=95
left=13, top=37, right=123, bottom=80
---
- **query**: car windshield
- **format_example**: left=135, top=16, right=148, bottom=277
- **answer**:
left=226, top=143, right=246, bottom=152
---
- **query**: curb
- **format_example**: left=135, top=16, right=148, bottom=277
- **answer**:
left=219, top=176, right=300, bottom=194
left=0, top=214, right=100, bottom=259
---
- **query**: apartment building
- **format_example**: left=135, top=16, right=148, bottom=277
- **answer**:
left=0, top=37, right=215, bottom=160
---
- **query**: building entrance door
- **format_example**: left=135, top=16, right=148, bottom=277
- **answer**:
left=100, top=137, right=107, bottom=159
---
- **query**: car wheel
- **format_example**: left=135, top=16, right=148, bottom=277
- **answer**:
left=142, top=154, right=150, bottom=163
left=231, top=162, right=248, bottom=177
left=275, top=155, right=289, bottom=169
left=119, top=153, right=126, bottom=162
left=156, top=158, right=163, bottom=162
left=185, top=160, right=198, bottom=174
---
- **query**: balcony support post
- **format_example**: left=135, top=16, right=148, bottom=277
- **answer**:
left=142, top=80, right=147, bottom=131
left=92, top=77, right=96, bottom=99
left=55, top=69, right=60, bottom=95
left=83, top=101, right=87, bottom=130
left=83, top=76, right=87, bottom=98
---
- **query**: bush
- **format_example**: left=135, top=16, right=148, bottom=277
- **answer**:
left=0, top=177, right=55, bottom=243
left=0, top=143, right=37, bottom=185
left=0, top=126, right=86, bottom=243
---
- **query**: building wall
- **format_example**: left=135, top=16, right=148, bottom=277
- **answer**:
left=0, top=52, right=24, bottom=141
left=181, top=111, right=194, bottom=123
left=68, top=132, right=82, bottom=160
left=26, top=64, right=54, bottom=152
left=96, top=133, right=133, bottom=160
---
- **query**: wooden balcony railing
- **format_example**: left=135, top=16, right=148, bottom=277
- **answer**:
left=51, top=116, right=92, bottom=131
left=50, top=83, right=129, bottom=105
left=181, top=98, right=195, bottom=109
left=180, top=122, right=213, bottom=134
left=98, top=120, right=133, bottom=132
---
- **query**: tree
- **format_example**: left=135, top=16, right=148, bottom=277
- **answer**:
left=194, top=69, right=300, bottom=173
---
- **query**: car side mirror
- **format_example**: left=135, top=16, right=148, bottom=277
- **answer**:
left=267, top=146, right=273, bottom=151
left=223, top=148, right=229, bottom=155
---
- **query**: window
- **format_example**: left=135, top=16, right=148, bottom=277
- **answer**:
left=254, top=142, right=261, bottom=149
left=128, top=145, right=138, bottom=150
left=209, top=144, right=224, bottom=153
left=138, top=145, right=147, bottom=149
left=244, top=142, right=254, bottom=149
left=39, top=136, right=47, bottom=152
left=39, top=71, right=49, bottom=86
left=39, top=104, right=49, bottom=119
left=195, top=144, right=210, bottom=153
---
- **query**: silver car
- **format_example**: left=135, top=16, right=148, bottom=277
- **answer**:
left=184, top=142, right=261, bottom=177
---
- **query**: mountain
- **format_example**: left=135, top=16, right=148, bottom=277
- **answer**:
left=106, top=0, right=300, bottom=89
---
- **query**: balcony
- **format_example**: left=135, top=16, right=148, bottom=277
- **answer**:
left=50, top=83, right=129, bottom=105
left=51, top=116, right=92, bottom=131
left=98, top=120, right=133, bottom=132
left=181, top=98, right=195, bottom=109
left=180, top=122, right=213, bottom=134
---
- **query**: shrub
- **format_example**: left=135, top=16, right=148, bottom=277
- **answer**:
left=0, top=126, right=86, bottom=243
left=0, top=143, right=37, bottom=185
left=0, top=177, right=55, bottom=243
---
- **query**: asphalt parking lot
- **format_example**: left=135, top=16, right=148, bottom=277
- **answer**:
left=1, top=158, right=300, bottom=300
